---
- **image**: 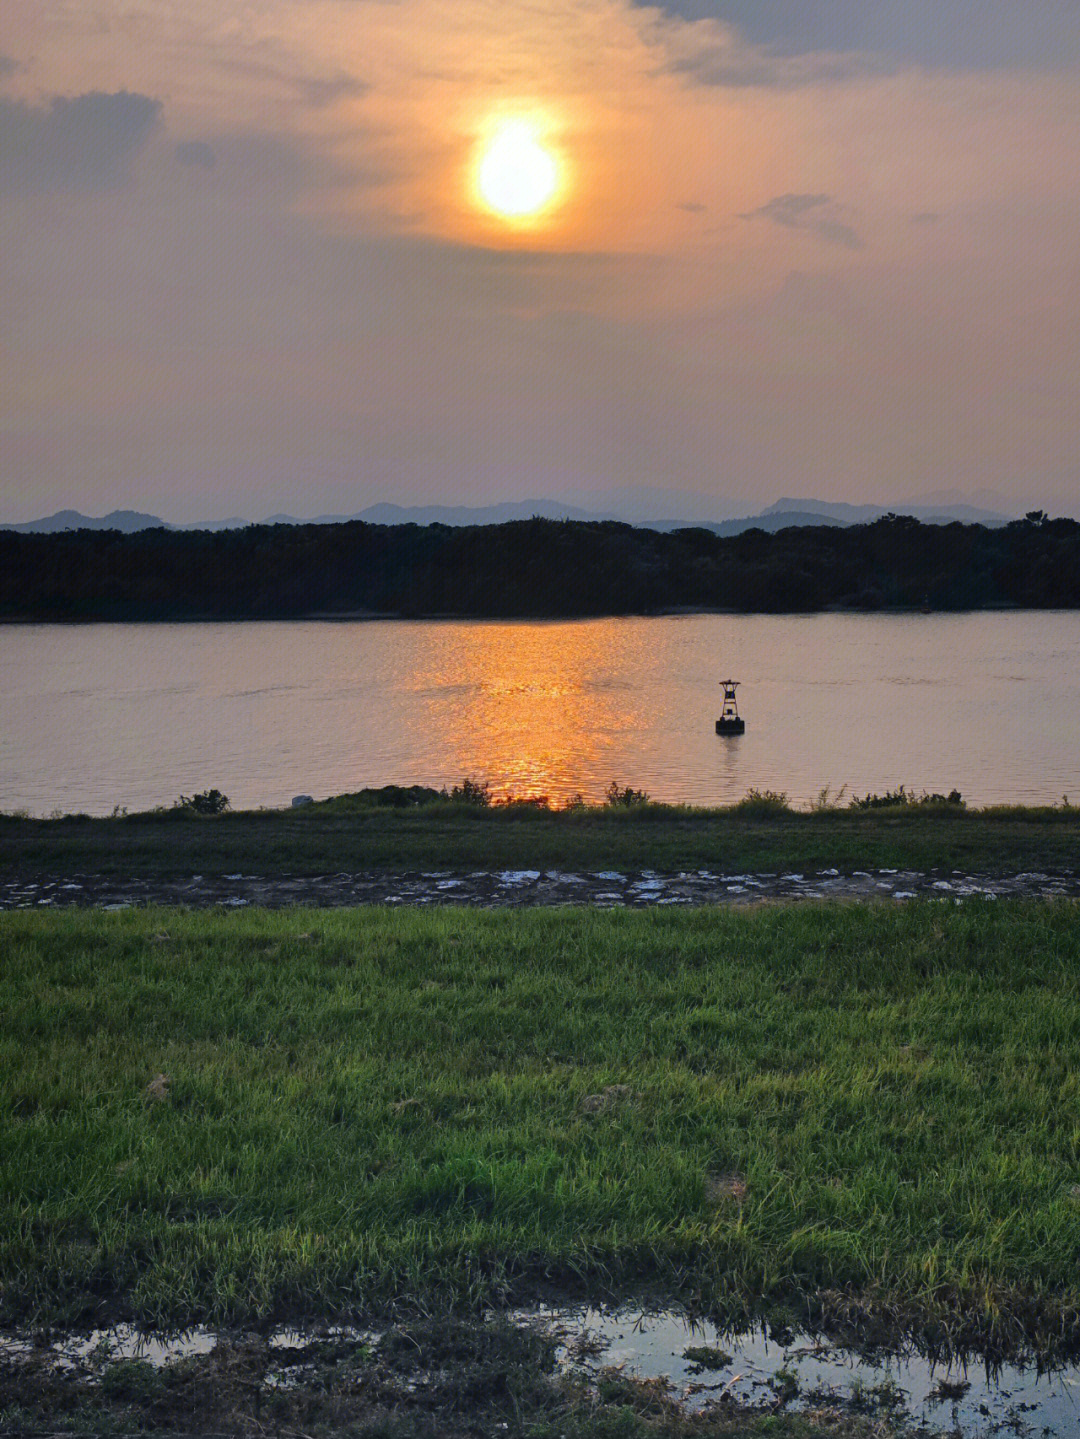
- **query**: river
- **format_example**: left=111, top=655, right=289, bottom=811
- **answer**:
left=2, top=611, right=1078, bottom=814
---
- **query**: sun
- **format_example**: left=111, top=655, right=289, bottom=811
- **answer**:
left=476, top=120, right=560, bottom=220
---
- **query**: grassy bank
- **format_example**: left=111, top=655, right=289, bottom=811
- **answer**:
left=4, top=902, right=1080, bottom=1355
left=3, top=795, right=1080, bottom=878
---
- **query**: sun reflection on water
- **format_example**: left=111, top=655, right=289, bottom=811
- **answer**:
left=407, top=620, right=653, bottom=803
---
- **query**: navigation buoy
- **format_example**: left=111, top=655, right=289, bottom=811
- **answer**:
left=715, top=679, right=745, bottom=735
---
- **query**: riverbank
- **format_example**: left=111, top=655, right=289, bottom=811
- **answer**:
left=5, top=902, right=1080, bottom=1358
left=4, top=795, right=1080, bottom=881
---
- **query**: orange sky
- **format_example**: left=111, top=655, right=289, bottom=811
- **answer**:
left=2, top=0, right=1079, bottom=520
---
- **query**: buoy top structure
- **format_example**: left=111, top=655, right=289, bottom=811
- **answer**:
left=715, top=679, right=745, bottom=735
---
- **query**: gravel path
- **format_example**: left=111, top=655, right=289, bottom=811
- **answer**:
left=3, top=867, right=1079, bottom=910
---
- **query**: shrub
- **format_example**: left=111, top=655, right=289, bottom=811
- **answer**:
left=176, top=789, right=230, bottom=815
left=337, top=785, right=445, bottom=808
left=851, top=785, right=964, bottom=810
left=921, top=789, right=965, bottom=808
left=731, top=787, right=790, bottom=815
left=448, top=777, right=491, bottom=807
left=605, top=781, right=650, bottom=808
left=851, top=785, right=912, bottom=810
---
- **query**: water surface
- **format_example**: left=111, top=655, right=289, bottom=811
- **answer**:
left=2, top=612, right=1077, bottom=814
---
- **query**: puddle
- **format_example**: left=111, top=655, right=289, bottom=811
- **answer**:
left=509, top=1306, right=1080, bottom=1435
left=4, top=1312, right=1080, bottom=1433
left=46, top=1325, right=217, bottom=1370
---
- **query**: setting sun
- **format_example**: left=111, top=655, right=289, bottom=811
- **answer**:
left=476, top=120, right=560, bottom=219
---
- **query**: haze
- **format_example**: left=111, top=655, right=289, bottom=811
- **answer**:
left=2, top=0, right=1079, bottom=524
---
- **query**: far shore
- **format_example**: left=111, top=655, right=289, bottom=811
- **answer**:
left=0, top=599, right=1040, bottom=624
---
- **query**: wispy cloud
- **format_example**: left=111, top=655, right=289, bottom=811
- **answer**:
left=741, top=193, right=861, bottom=249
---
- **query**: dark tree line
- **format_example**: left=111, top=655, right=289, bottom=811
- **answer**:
left=1, top=513, right=1078, bottom=620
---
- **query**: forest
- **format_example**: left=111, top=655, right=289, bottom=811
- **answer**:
left=1, top=512, right=1078, bottom=619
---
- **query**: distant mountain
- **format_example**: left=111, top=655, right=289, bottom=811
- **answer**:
left=2, top=496, right=1021, bottom=535
left=711, top=509, right=849, bottom=536
left=1, top=508, right=173, bottom=534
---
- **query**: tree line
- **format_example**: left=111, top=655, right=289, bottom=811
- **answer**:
left=1, top=512, right=1078, bottom=620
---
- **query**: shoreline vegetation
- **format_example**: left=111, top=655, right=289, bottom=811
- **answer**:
left=4, top=783, right=1080, bottom=879
left=3, top=513, right=1080, bottom=620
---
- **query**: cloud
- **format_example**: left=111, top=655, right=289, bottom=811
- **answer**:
left=662, top=29, right=892, bottom=89
left=0, top=54, right=19, bottom=81
left=296, top=73, right=369, bottom=108
left=741, top=193, right=861, bottom=249
left=175, top=139, right=215, bottom=169
left=0, top=89, right=161, bottom=195
left=635, top=0, right=1080, bottom=73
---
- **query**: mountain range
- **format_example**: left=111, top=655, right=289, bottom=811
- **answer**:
left=1, top=496, right=1018, bottom=535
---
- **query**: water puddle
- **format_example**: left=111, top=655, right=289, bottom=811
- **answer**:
left=511, top=1305, right=1080, bottom=1435
left=4, top=1310, right=1080, bottom=1433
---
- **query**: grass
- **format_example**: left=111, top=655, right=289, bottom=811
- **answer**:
left=3, top=794, right=1080, bottom=879
left=4, top=901, right=1080, bottom=1358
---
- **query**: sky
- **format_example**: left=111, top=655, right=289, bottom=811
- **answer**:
left=1, top=0, right=1078, bottom=524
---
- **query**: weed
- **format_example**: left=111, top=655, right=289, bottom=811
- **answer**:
left=605, top=782, right=651, bottom=807
left=176, top=789, right=230, bottom=815
left=808, top=784, right=848, bottom=813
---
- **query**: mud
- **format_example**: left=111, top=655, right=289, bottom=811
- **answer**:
left=4, top=1309, right=1079, bottom=1436
left=2, top=865, right=1078, bottom=910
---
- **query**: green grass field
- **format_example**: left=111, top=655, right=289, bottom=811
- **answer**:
left=3, top=795, right=1080, bottom=878
left=4, top=901, right=1080, bottom=1358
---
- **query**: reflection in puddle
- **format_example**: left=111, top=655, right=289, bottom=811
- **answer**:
left=49, top=1324, right=218, bottom=1369
left=4, top=1310, right=1080, bottom=1433
left=512, top=1306, right=1080, bottom=1436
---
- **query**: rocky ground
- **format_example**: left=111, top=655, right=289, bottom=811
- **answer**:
left=3, top=865, right=1079, bottom=910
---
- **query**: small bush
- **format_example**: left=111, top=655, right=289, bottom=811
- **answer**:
left=731, top=788, right=790, bottom=815
left=449, top=777, right=491, bottom=807
left=851, top=785, right=964, bottom=810
left=500, top=794, right=551, bottom=810
left=176, top=789, right=230, bottom=815
left=605, top=782, right=650, bottom=808
left=921, top=789, right=965, bottom=808
left=563, top=792, right=588, bottom=812
left=851, top=785, right=911, bottom=810
left=336, top=785, right=445, bottom=808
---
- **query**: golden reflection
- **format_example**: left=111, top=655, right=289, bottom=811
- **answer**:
left=410, top=621, right=648, bottom=805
